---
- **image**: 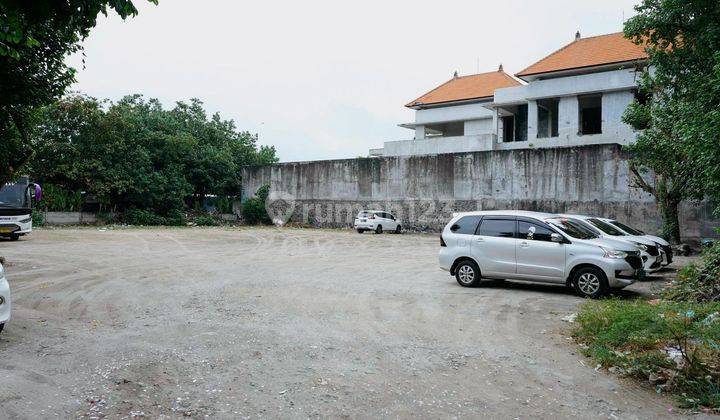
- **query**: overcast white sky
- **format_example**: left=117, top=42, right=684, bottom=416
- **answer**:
left=67, top=0, right=639, bottom=162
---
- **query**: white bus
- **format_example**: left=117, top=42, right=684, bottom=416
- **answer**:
left=0, top=176, right=42, bottom=241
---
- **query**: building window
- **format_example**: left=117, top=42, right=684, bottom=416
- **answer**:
left=425, top=121, right=464, bottom=138
left=499, top=104, right=528, bottom=142
left=502, top=116, right=515, bottom=142
left=537, top=98, right=559, bottom=138
left=578, top=94, right=602, bottom=135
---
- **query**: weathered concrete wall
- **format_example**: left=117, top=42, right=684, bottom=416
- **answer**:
left=242, top=144, right=718, bottom=240
left=44, top=212, right=98, bottom=225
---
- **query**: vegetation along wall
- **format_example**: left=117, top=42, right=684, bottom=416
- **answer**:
left=242, top=144, right=717, bottom=240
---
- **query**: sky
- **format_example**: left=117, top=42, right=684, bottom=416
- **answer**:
left=67, top=0, right=640, bottom=162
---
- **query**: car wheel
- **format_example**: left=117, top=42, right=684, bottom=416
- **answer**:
left=572, top=267, right=609, bottom=298
left=9, top=234, right=19, bottom=241
left=395, top=225, right=401, bottom=234
left=375, top=225, right=383, bottom=234
left=0, top=323, right=4, bottom=334
left=455, top=260, right=481, bottom=287
left=357, top=229, right=364, bottom=234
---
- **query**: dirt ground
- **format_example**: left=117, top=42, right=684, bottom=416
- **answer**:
left=0, top=227, right=707, bottom=419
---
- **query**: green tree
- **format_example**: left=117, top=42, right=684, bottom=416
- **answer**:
left=623, top=0, right=720, bottom=243
left=31, top=94, right=279, bottom=217
left=0, top=0, right=156, bottom=186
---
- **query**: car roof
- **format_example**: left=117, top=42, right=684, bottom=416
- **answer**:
left=556, top=213, right=593, bottom=220
left=359, top=210, right=389, bottom=213
left=452, top=210, right=557, bottom=220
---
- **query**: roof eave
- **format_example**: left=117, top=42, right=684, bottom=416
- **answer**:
left=515, top=58, right=649, bottom=82
left=405, top=95, right=495, bottom=110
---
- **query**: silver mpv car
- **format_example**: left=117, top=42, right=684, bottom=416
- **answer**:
left=438, top=211, right=644, bottom=298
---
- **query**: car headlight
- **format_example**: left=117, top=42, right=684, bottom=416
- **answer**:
left=601, top=247, right=628, bottom=259
left=19, top=217, right=31, bottom=224
left=632, top=242, right=648, bottom=252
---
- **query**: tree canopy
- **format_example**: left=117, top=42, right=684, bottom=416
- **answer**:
left=623, top=0, right=720, bottom=242
left=0, top=0, right=155, bottom=186
left=30, top=94, right=278, bottom=215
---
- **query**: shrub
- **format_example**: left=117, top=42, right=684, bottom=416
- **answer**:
left=194, top=215, right=221, bottom=226
left=31, top=210, right=45, bottom=226
left=574, top=299, right=720, bottom=410
left=122, top=209, right=186, bottom=226
left=37, top=184, right=83, bottom=212
left=664, top=245, right=720, bottom=303
left=241, top=185, right=271, bottom=225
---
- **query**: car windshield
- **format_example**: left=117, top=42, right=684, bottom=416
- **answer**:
left=608, top=220, right=644, bottom=236
left=546, top=217, right=598, bottom=240
left=0, top=182, right=27, bottom=208
left=587, top=218, right=625, bottom=236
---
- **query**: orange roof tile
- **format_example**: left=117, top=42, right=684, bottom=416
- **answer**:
left=516, top=32, right=648, bottom=78
left=406, top=70, right=522, bottom=108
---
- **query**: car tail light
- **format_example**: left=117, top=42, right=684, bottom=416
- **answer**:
left=440, top=235, right=447, bottom=247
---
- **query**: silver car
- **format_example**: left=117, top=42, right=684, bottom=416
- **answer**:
left=438, top=211, right=643, bottom=298
left=557, top=214, right=664, bottom=272
left=599, top=218, right=673, bottom=266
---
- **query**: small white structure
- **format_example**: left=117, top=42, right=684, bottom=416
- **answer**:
left=371, top=32, right=648, bottom=157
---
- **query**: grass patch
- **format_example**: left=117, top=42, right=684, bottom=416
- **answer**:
left=573, top=299, right=720, bottom=411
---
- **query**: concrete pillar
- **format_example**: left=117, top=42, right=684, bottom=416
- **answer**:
left=492, top=109, right=500, bottom=144
left=414, top=125, right=426, bottom=140
left=527, top=100, right=538, bottom=141
left=558, top=96, right=579, bottom=138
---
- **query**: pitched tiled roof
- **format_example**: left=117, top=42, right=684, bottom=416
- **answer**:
left=516, top=32, right=648, bottom=78
left=406, top=70, right=522, bottom=108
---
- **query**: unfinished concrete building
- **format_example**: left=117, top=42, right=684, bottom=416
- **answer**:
left=370, top=32, right=648, bottom=157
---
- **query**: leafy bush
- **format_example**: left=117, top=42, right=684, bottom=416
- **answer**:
left=241, top=185, right=271, bottom=225
left=122, top=209, right=185, bottom=226
left=194, top=215, right=221, bottom=226
left=31, top=210, right=45, bottom=226
left=37, top=184, right=83, bottom=212
left=573, top=299, right=720, bottom=410
left=665, top=245, right=720, bottom=303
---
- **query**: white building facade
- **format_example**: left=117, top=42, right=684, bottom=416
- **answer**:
left=371, top=32, right=647, bottom=157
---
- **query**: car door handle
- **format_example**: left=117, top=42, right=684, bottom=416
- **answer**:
left=520, top=241, right=530, bottom=248
left=475, top=237, right=484, bottom=242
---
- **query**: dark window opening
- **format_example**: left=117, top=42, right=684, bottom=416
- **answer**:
left=450, top=215, right=482, bottom=235
left=499, top=104, right=528, bottom=142
left=425, top=121, right=464, bottom=138
left=502, top=116, right=515, bottom=142
left=633, top=89, right=649, bottom=106
left=537, top=98, right=559, bottom=138
left=477, top=218, right=516, bottom=238
left=578, top=94, right=602, bottom=135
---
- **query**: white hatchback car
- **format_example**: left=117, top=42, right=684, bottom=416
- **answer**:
left=439, top=211, right=643, bottom=298
left=0, top=261, right=10, bottom=334
left=354, top=210, right=401, bottom=234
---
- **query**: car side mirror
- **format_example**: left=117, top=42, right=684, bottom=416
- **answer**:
left=450, top=224, right=460, bottom=232
left=551, top=233, right=563, bottom=243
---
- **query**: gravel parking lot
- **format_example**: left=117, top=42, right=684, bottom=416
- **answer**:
left=0, top=227, right=698, bottom=418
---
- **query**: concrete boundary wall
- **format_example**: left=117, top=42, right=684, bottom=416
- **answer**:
left=242, top=144, right=718, bottom=240
left=44, top=212, right=99, bottom=225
